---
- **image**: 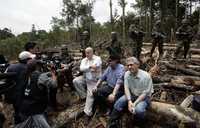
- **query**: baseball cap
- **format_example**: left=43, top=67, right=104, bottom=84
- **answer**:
left=18, top=51, right=35, bottom=60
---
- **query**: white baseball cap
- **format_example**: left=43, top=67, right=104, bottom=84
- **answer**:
left=18, top=51, right=35, bottom=60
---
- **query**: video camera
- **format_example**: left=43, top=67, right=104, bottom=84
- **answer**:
left=0, top=55, right=9, bottom=73
left=39, top=53, right=64, bottom=73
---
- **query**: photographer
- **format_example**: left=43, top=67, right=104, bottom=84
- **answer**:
left=6, top=51, right=33, bottom=124
left=16, top=59, right=56, bottom=127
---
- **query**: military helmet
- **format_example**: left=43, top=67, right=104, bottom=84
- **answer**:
left=61, top=44, right=67, bottom=50
left=111, top=31, right=117, bottom=39
left=182, top=19, right=189, bottom=24
left=111, top=31, right=117, bottom=35
left=129, top=24, right=136, bottom=31
left=155, top=20, right=161, bottom=25
left=82, top=31, right=89, bottom=35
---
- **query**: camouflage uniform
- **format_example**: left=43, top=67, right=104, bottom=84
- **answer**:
left=58, top=45, right=74, bottom=91
left=150, top=21, right=165, bottom=57
left=61, top=45, right=73, bottom=64
left=129, top=24, right=145, bottom=59
left=175, top=19, right=193, bottom=59
left=81, top=31, right=91, bottom=57
left=106, top=32, right=122, bottom=57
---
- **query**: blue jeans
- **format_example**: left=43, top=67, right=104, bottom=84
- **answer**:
left=114, top=95, right=150, bottom=119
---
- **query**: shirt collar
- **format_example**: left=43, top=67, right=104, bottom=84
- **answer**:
left=86, top=55, right=94, bottom=61
left=130, top=70, right=140, bottom=79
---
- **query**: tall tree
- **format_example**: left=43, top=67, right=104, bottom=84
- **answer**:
left=52, top=0, right=95, bottom=41
left=0, top=28, right=14, bottom=40
left=110, top=0, right=114, bottom=31
left=119, top=0, right=127, bottom=43
left=30, top=24, right=37, bottom=41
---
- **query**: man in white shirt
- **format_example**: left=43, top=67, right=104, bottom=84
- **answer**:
left=73, top=47, right=102, bottom=118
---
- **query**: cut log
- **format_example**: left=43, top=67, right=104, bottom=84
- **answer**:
left=50, top=103, right=84, bottom=128
left=176, top=59, right=200, bottom=65
left=172, top=76, right=200, bottom=81
left=152, top=76, right=171, bottom=83
left=143, top=43, right=197, bottom=48
left=154, top=83, right=194, bottom=91
left=150, top=102, right=199, bottom=128
left=185, top=65, right=200, bottom=71
left=163, top=62, right=200, bottom=77
left=171, top=78, right=200, bottom=87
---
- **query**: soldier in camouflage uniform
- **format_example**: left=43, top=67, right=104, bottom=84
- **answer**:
left=106, top=32, right=122, bottom=57
left=129, top=24, right=145, bottom=59
left=61, top=45, right=73, bottom=64
left=150, top=20, right=165, bottom=58
left=174, top=19, right=193, bottom=59
left=58, top=45, right=74, bottom=91
left=81, top=31, right=91, bottom=58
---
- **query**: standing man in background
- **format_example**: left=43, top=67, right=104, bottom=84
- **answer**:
left=150, top=20, right=165, bottom=58
left=106, top=32, right=122, bottom=58
left=174, top=19, right=193, bottom=59
left=129, top=24, right=145, bottom=60
left=80, top=31, right=91, bottom=57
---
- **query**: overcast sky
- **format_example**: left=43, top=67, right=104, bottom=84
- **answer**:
left=0, top=0, right=136, bottom=35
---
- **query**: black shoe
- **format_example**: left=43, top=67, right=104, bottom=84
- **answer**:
left=107, top=109, right=120, bottom=128
left=83, top=114, right=92, bottom=126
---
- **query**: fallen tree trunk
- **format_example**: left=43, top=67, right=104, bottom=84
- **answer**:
left=185, top=65, right=200, bottom=71
left=171, top=78, right=200, bottom=87
left=172, top=76, right=200, bottom=81
left=150, top=102, right=200, bottom=128
left=176, top=59, right=200, bottom=65
left=163, top=62, right=200, bottom=77
left=143, top=43, right=197, bottom=48
left=51, top=103, right=84, bottom=128
left=152, top=76, right=171, bottom=83
left=154, top=83, right=194, bottom=91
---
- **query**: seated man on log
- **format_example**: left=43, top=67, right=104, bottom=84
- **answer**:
left=93, top=55, right=125, bottom=116
left=107, top=57, right=154, bottom=128
left=73, top=47, right=102, bottom=119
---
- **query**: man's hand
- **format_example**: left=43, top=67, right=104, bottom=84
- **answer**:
left=50, top=68, right=57, bottom=81
left=128, top=100, right=134, bottom=113
left=92, top=86, right=97, bottom=93
left=90, top=65, right=97, bottom=71
left=108, top=93, right=115, bottom=103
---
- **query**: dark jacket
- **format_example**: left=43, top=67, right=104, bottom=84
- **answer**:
left=6, top=63, right=28, bottom=104
left=20, top=71, right=57, bottom=116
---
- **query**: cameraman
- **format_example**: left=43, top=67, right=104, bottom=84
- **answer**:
left=6, top=51, right=33, bottom=124
left=17, top=59, right=56, bottom=127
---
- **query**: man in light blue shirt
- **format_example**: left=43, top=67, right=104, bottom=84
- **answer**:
left=93, top=55, right=125, bottom=114
left=107, top=57, right=153, bottom=128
